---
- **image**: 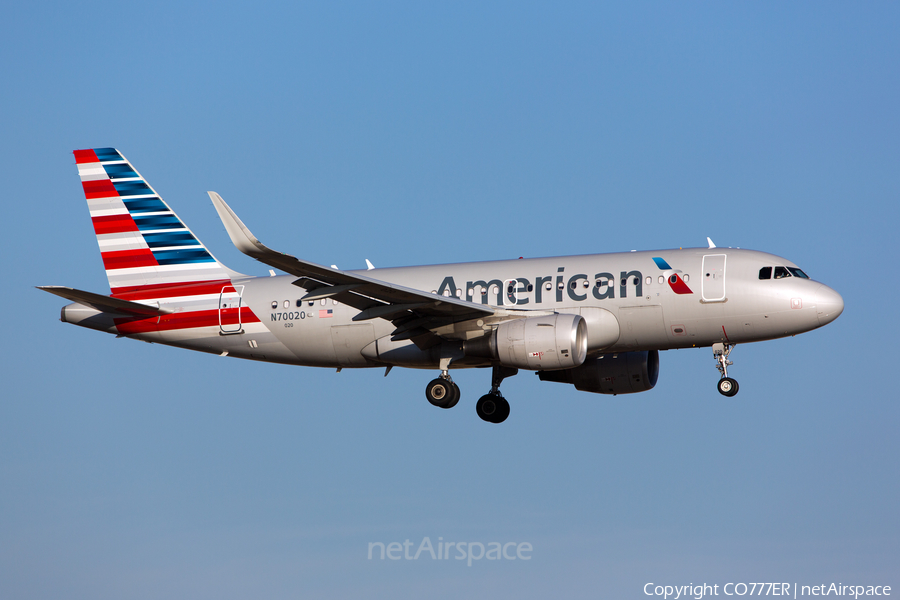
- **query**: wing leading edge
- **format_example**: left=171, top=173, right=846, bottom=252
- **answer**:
left=208, top=192, right=497, bottom=347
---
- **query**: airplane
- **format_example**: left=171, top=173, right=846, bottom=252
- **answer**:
left=40, top=148, right=844, bottom=423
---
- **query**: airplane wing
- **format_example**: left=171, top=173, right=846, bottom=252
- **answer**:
left=37, top=286, right=168, bottom=317
left=208, top=192, right=497, bottom=347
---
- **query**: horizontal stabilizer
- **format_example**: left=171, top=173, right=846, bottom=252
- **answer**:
left=37, top=286, right=168, bottom=317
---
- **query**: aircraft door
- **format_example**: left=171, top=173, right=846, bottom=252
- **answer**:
left=701, top=254, right=727, bottom=302
left=219, top=285, right=244, bottom=334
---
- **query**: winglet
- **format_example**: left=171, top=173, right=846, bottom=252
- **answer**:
left=208, top=191, right=272, bottom=258
left=707, top=237, right=716, bottom=249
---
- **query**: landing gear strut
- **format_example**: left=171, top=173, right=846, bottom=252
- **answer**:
left=476, top=366, right=517, bottom=424
left=712, top=342, right=739, bottom=397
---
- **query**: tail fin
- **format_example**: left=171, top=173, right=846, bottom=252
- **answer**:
left=74, top=148, right=236, bottom=299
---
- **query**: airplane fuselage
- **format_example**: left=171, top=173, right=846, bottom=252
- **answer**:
left=62, top=247, right=841, bottom=369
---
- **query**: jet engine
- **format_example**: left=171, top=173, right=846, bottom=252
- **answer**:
left=465, top=313, right=588, bottom=371
left=538, top=350, right=659, bottom=394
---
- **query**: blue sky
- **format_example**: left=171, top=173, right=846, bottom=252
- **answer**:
left=2, top=2, right=898, bottom=598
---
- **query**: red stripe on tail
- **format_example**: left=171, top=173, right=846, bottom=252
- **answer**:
left=74, top=149, right=99, bottom=164
left=92, top=214, right=139, bottom=235
left=101, top=248, right=158, bottom=270
left=82, top=179, right=118, bottom=199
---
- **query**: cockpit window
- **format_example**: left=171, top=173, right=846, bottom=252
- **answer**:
left=758, top=267, right=772, bottom=280
left=787, top=267, right=809, bottom=279
left=774, top=266, right=791, bottom=279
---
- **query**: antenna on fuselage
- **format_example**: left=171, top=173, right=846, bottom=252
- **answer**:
left=707, top=237, right=716, bottom=249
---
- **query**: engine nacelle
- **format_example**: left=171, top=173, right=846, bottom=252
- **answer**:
left=538, top=350, right=659, bottom=394
left=467, top=314, right=588, bottom=371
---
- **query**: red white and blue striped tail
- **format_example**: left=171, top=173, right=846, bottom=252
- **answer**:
left=74, top=148, right=235, bottom=300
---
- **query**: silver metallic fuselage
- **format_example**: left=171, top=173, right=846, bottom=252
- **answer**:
left=65, top=247, right=842, bottom=370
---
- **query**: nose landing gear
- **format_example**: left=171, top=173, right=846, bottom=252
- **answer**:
left=713, top=342, right=739, bottom=397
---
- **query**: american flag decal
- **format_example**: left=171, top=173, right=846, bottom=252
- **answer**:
left=319, top=309, right=333, bottom=318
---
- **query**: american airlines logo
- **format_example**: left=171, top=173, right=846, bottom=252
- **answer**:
left=652, top=257, right=693, bottom=295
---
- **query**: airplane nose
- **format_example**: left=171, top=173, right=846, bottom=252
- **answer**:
left=815, top=284, right=844, bottom=326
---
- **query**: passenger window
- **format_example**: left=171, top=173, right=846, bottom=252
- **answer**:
left=759, top=267, right=772, bottom=280
left=774, top=266, right=791, bottom=279
left=787, top=267, right=809, bottom=279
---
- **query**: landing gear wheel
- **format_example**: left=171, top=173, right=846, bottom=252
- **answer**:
left=712, top=343, right=739, bottom=397
left=717, top=377, right=739, bottom=397
left=476, top=393, right=510, bottom=423
left=445, top=382, right=460, bottom=409
left=426, top=378, right=456, bottom=408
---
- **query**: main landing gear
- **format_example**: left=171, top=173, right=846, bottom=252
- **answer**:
left=713, top=342, right=739, bottom=397
left=425, top=373, right=460, bottom=409
left=476, top=366, right=518, bottom=424
left=423, top=365, right=518, bottom=423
